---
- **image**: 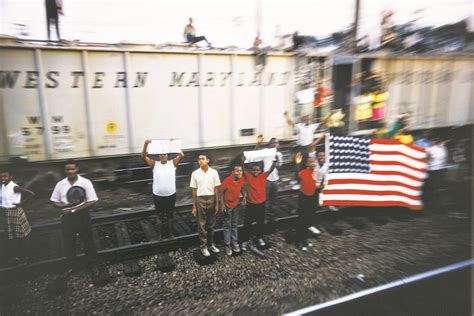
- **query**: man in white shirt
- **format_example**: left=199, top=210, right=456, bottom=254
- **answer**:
left=50, top=160, right=98, bottom=268
left=255, top=135, right=283, bottom=224
left=142, top=139, right=184, bottom=238
left=190, top=154, right=221, bottom=257
left=284, top=112, right=327, bottom=187
left=424, top=137, right=449, bottom=212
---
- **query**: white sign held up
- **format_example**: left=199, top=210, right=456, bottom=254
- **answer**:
left=148, top=139, right=182, bottom=154
left=243, top=148, right=276, bottom=163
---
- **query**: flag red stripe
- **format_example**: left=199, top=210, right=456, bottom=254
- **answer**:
left=321, top=199, right=422, bottom=210
left=327, top=179, right=422, bottom=190
left=370, top=160, right=427, bottom=173
left=370, top=139, right=426, bottom=153
left=370, top=150, right=427, bottom=163
left=370, top=170, right=424, bottom=182
left=322, top=189, right=420, bottom=200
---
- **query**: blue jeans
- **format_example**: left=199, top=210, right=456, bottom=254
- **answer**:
left=223, top=207, right=239, bottom=246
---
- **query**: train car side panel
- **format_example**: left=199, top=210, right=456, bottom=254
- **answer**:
left=42, top=50, right=91, bottom=159
left=87, top=52, right=130, bottom=156
left=0, top=49, right=47, bottom=161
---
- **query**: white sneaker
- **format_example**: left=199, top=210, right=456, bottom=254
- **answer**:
left=292, top=184, right=301, bottom=190
left=225, top=246, right=232, bottom=256
left=289, top=180, right=298, bottom=185
left=328, top=206, right=339, bottom=212
left=257, top=238, right=266, bottom=247
left=241, top=241, right=248, bottom=251
left=209, top=244, right=220, bottom=253
left=308, top=226, right=321, bottom=235
left=201, top=247, right=210, bottom=257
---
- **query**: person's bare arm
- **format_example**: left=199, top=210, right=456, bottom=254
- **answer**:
left=173, top=150, right=185, bottom=168
left=191, top=188, right=197, bottom=217
left=214, top=185, right=221, bottom=214
left=13, top=186, right=35, bottom=206
left=255, top=134, right=264, bottom=150
left=284, top=111, right=296, bottom=128
left=142, top=139, right=156, bottom=167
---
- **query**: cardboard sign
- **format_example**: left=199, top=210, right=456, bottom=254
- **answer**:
left=243, top=148, right=276, bottom=163
left=148, top=139, right=182, bottom=154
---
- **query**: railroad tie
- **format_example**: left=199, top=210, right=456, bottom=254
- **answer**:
left=114, top=222, right=142, bottom=276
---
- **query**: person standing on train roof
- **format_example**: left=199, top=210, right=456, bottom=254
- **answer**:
left=45, top=0, right=63, bottom=41
left=190, top=153, right=221, bottom=257
left=50, top=160, right=99, bottom=271
left=240, top=154, right=277, bottom=251
left=255, top=135, right=283, bottom=226
left=220, top=165, right=247, bottom=256
left=142, top=139, right=184, bottom=239
left=1, top=168, right=35, bottom=266
left=284, top=111, right=328, bottom=189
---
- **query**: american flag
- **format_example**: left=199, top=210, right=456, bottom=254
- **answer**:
left=320, top=135, right=428, bottom=210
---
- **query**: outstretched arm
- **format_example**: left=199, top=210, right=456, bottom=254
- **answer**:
left=13, top=186, right=35, bottom=206
left=142, top=139, right=156, bottom=167
left=173, top=150, right=185, bottom=168
left=284, top=111, right=296, bottom=128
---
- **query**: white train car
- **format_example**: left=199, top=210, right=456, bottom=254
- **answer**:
left=0, top=43, right=298, bottom=163
left=347, top=54, right=474, bottom=132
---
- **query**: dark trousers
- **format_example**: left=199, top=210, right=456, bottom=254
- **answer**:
left=61, top=210, right=97, bottom=267
left=296, top=193, right=316, bottom=242
left=153, top=193, right=176, bottom=237
left=196, top=195, right=216, bottom=248
left=265, top=180, right=279, bottom=221
left=423, top=169, right=447, bottom=212
left=186, top=33, right=209, bottom=45
left=242, top=202, right=265, bottom=241
left=46, top=17, right=60, bottom=41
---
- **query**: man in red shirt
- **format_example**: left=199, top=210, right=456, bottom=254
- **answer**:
left=241, top=155, right=277, bottom=250
left=220, top=166, right=247, bottom=256
left=295, top=153, right=321, bottom=251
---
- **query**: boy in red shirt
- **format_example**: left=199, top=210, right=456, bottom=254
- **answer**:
left=220, top=166, right=247, bottom=256
left=295, top=153, right=321, bottom=251
left=241, top=155, right=277, bottom=250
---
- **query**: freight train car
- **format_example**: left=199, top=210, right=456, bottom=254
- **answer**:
left=0, top=42, right=299, bottom=163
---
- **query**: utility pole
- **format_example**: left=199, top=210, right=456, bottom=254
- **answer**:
left=354, top=0, right=360, bottom=39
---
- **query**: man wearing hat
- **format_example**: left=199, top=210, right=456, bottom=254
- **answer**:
left=50, top=160, right=98, bottom=268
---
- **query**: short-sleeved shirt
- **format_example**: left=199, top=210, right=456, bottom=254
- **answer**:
left=50, top=175, right=98, bottom=204
left=263, top=151, right=283, bottom=182
left=245, top=172, right=269, bottom=204
left=295, top=123, right=319, bottom=146
left=153, top=161, right=176, bottom=197
left=299, top=168, right=317, bottom=196
left=220, top=175, right=245, bottom=208
left=190, top=167, right=221, bottom=196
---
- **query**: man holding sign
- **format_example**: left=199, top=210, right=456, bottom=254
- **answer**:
left=142, top=139, right=184, bottom=239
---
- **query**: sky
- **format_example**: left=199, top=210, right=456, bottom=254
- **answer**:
left=0, top=0, right=472, bottom=48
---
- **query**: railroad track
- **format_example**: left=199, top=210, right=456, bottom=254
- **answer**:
left=0, top=183, right=428, bottom=283
left=0, top=189, right=301, bottom=281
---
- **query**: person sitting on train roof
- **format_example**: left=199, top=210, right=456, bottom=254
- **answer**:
left=255, top=135, right=283, bottom=226
left=220, top=165, right=246, bottom=256
left=142, top=139, right=184, bottom=239
left=240, top=154, right=277, bottom=251
left=284, top=111, right=328, bottom=188
left=1, top=168, right=35, bottom=266
left=183, top=17, right=212, bottom=48
left=50, top=160, right=99, bottom=272
left=190, top=153, right=221, bottom=257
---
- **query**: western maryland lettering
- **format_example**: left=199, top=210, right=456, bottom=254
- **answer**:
left=169, top=71, right=290, bottom=87
left=0, top=71, right=148, bottom=88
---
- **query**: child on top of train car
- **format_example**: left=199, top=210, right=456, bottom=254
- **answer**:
left=0, top=168, right=35, bottom=265
left=142, top=139, right=184, bottom=239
